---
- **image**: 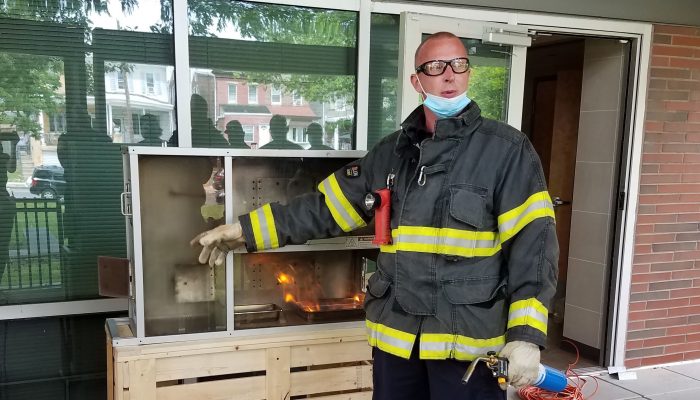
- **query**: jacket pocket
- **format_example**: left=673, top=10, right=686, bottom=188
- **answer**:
left=367, top=271, right=391, bottom=298
left=448, top=186, right=488, bottom=229
left=442, top=275, right=505, bottom=305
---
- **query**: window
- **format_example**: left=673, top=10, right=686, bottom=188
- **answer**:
left=243, top=125, right=254, bottom=142
left=292, top=91, right=303, bottom=106
left=188, top=0, right=357, bottom=149
left=228, top=83, right=237, bottom=104
left=368, top=14, right=400, bottom=149
left=292, top=127, right=307, bottom=143
left=271, top=86, right=282, bottom=105
left=248, top=83, right=258, bottom=104
left=145, top=72, right=155, bottom=94
left=0, top=0, right=174, bottom=397
left=117, top=71, right=125, bottom=89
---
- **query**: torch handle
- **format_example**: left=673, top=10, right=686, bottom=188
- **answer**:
left=372, top=188, right=392, bottom=245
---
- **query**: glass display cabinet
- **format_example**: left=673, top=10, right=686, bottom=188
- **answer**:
left=108, top=147, right=376, bottom=344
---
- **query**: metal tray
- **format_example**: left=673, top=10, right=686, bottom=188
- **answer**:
left=234, top=303, right=282, bottom=325
left=292, top=298, right=365, bottom=323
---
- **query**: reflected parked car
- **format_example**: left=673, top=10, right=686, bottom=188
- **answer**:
left=28, top=165, right=66, bottom=199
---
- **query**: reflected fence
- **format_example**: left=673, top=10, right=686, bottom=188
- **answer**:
left=1, top=198, right=65, bottom=290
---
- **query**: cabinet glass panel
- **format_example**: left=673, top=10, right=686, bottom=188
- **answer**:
left=138, top=155, right=226, bottom=336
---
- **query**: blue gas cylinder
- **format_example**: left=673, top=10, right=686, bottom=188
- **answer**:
left=532, top=364, right=568, bottom=392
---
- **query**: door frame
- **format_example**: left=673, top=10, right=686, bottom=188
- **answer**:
left=397, top=13, right=529, bottom=128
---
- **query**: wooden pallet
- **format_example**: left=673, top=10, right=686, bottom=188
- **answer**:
left=107, top=322, right=373, bottom=400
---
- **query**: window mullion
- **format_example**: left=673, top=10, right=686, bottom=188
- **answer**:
left=174, top=0, right=192, bottom=147
left=355, top=0, right=371, bottom=151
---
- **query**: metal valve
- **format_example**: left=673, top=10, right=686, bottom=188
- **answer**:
left=461, top=351, right=509, bottom=391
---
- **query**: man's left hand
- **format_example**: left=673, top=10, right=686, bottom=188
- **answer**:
left=499, top=340, right=540, bottom=388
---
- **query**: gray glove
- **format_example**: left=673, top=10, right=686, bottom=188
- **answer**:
left=190, top=222, right=246, bottom=267
left=499, top=340, right=540, bottom=388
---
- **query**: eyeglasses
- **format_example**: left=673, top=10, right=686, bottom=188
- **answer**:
left=415, top=57, right=470, bottom=76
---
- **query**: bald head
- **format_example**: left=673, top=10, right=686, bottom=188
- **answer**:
left=414, top=32, right=467, bottom=68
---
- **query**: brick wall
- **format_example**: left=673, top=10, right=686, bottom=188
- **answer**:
left=627, top=24, right=700, bottom=367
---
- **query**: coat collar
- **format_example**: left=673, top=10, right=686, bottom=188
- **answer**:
left=394, top=101, right=482, bottom=157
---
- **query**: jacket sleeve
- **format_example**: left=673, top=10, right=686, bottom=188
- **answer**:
left=494, top=136, right=559, bottom=349
left=238, top=150, right=379, bottom=252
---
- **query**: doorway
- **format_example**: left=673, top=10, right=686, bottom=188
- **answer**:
left=396, top=11, right=641, bottom=370
left=522, top=34, right=632, bottom=370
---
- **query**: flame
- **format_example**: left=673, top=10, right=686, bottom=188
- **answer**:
left=277, top=273, right=291, bottom=284
left=353, top=294, right=361, bottom=302
left=285, top=293, right=295, bottom=303
left=300, top=301, right=320, bottom=312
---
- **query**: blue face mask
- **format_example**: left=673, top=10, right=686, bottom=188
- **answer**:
left=417, top=78, right=471, bottom=119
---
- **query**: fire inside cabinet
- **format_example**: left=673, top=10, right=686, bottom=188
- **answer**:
left=116, top=146, right=378, bottom=342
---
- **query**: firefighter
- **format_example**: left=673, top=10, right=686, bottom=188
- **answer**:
left=191, top=32, right=558, bottom=400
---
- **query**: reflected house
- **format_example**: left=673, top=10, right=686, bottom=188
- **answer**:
left=309, top=98, right=355, bottom=150
left=103, top=63, right=175, bottom=143
left=208, top=73, right=318, bottom=149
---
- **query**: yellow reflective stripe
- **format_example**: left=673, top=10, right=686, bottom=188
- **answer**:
left=507, top=298, right=549, bottom=335
left=510, top=297, right=548, bottom=315
left=248, top=204, right=279, bottom=250
left=380, top=244, right=397, bottom=253
left=366, top=319, right=415, bottom=359
left=317, top=174, right=366, bottom=232
left=420, top=333, right=506, bottom=361
left=249, top=208, right=265, bottom=250
left=394, top=242, right=501, bottom=257
left=498, top=191, right=555, bottom=243
left=378, top=226, right=501, bottom=257
left=262, top=204, right=279, bottom=249
left=508, top=316, right=547, bottom=335
left=398, top=226, right=498, bottom=241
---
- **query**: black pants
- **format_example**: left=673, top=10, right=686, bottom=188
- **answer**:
left=372, top=344, right=506, bottom=400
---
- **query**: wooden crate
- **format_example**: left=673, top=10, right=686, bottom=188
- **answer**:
left=106, top=321, right=373, bottom=400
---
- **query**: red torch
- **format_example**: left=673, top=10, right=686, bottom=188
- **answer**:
left=364, top=189, right=392, bottom=245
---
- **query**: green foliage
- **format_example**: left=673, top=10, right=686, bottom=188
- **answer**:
left=468, top=65, right=507, bottom=121
left=206, top=1, right=358, bottom=103
left=0, top=53, right=64, bottom=138
left=1, top=0, right=359, bottom=113
left=187, top=0, right=356, bottom=46
left=0, top=0, right=108, bottom=27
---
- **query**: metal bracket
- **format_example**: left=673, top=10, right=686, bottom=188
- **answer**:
left=120, top=191, right=132, bottom=216
left=482, top=26, right=532, bottom=47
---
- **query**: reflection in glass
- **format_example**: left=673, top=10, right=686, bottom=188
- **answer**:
left=368, top=14, right=400, bottom=149
left=139, top=156, right=226, bottom=336
left=0, top=1, right=168, bottom=398
left=188, top=0, right=358, bottom=149
left=104, top=62, right=175, bottom=144
left=463, top=39, right=511, bottom=121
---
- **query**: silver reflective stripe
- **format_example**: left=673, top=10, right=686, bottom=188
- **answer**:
left=367, top=326, right=414, bottom=351
left=441, top=236, right=499, bottom=249
left=508, top=307, right=547, bottom=325
left=499, top=199, right=553, bottom=233
left=320, top=179, right=358, bottom=229
left=420, top=340, right=505, bottom=356
left=399, top=233, right=499, bottom=249
left=398, top=233, right=438, bottom=245
left=255, top=207, right=272, bottom=249
left=455, top=342, right=504, bottom=356
left=420, top=341, right=452, bottom=352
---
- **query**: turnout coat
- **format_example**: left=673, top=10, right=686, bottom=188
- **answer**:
left=239, top=102, right=559, bottom=361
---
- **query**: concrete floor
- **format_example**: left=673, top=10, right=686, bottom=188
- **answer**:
left=507, top=361, right=700, bottom=399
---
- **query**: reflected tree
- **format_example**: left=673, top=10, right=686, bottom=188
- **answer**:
left=0, top=53, right=63, bottom=138
left=104, top=62, right=135, bottom=142
left=469, top=65, right=507, bottom=121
